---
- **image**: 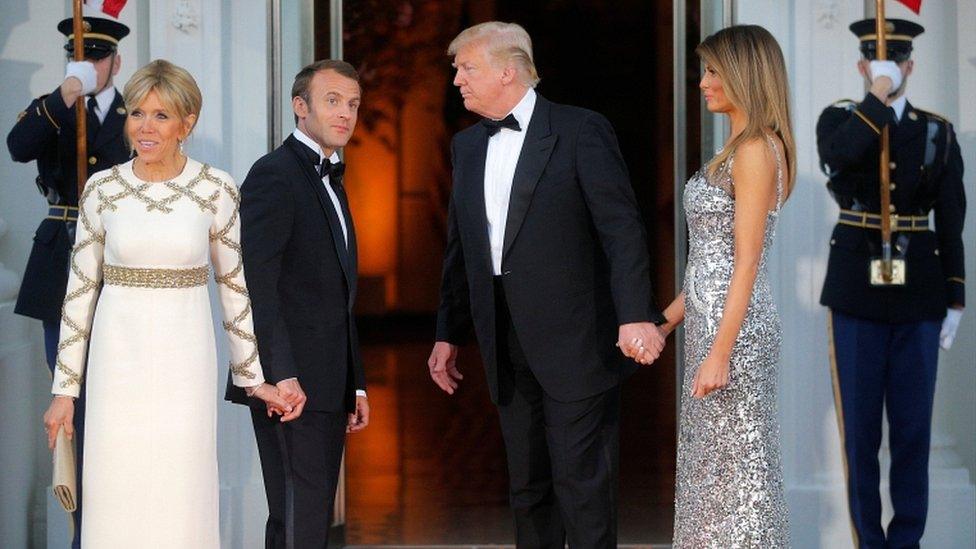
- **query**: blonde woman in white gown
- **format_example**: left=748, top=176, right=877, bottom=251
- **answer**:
left=42, top=59, right=291, bottom=548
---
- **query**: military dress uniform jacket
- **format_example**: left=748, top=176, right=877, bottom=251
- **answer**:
left=817, top=92, right=966, bottom=323
left=7, top=86, right=130, bottom=322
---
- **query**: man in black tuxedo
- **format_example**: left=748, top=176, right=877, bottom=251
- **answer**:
left=427, top=21, right=666, bottom=548
left=226, top=59, right=369, bottom=549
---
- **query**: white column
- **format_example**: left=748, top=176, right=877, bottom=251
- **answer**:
left=732, top=2, right=861, bottom=547
left=0, top=216, right=44, bottom=548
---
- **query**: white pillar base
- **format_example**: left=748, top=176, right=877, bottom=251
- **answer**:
left=787, top=467, right=976, bottom=548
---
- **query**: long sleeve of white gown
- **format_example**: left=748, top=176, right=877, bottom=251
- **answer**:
left=52, top=175, right=105, bottom=397
left=210, top=170, right=266, bottom=387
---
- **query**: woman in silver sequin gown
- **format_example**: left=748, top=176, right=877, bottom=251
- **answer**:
left=656, top=26, right=795, bottom=547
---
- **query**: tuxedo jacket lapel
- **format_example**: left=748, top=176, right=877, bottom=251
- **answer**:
left=284, top=136, right=354, bottom=294
left=457, top=129, right=494, bottom=273
left=335, top=184, right=358, bottom=304
left=503, top=97, right=556, bottom=260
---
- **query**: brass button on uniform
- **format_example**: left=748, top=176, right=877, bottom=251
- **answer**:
left=889, top=204, right=897, bottom=212
left=88, top=156, right=97, bottom=165
left=908, top=111, right=918, bottom=121
left=889, top=161, right=897, bottom=170
left=890, top=183, right=897, bottom=191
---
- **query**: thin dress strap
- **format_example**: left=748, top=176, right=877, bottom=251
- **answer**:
left=763, top=132, right=785, bottom=213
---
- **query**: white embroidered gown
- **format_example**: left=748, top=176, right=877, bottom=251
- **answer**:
left=51, top=158, right=265, bottom=548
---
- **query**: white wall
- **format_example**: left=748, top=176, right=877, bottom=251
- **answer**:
left=733, top=1, right=976, bottom=547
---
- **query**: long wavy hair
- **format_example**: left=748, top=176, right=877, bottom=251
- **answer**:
left=697, top=25, right=796, bottom=200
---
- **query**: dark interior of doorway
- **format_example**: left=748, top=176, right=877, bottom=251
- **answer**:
left=313, top=0, right=698, bottom=545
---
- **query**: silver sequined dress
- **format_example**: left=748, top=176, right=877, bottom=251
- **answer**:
left=673, top=135, right=790, bottom=547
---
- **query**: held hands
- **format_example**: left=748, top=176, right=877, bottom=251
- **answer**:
left=347, top=395, right=370, bottom=433
left=869, top=60, right=903, bottom=101
left=271, top=378, right=307, bottom=422
left=43, top=396, right=75, bottom=450
left=63, top=61, right=98, bottom=97
left=427, top=341, right=463, bottom=395
left=247, top=379, right=305, bottom=422
left=249, top=382, right=297, bottom=421
left=691, top=353, right=730, bottom=399
left=617, top=322, right=666, bottom=366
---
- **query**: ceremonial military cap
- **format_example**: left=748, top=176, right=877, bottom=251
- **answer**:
left=849, top=18, right=924, bottom=62
left=57, top=16, right=130, bottom=60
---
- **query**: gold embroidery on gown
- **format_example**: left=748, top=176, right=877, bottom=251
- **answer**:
left=50, top=158, right=264, bottom=547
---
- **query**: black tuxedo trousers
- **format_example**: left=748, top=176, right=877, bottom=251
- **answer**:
left=495, top=278, right=620, bottom=548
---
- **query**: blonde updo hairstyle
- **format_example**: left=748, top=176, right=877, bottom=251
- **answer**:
left=123, top=59, right=202, bottom=140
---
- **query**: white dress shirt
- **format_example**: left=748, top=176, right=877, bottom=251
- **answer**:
left=484, top=88, right=536, bottom=275
left=292, top=128, right=348, bottom=246
left=890, top=95, right=907, bottom=123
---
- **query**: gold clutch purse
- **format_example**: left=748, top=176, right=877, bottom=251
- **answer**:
left=53, top=429, right=77, bottom=512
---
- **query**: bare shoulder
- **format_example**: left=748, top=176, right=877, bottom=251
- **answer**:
left=733, top=137, right=776, bottom=175
left=731, top=137, right=777, bottom=198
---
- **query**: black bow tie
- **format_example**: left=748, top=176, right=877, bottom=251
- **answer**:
left=482, top=114, right=521, bottom=136
left=317, top=158, right=346, bottom=182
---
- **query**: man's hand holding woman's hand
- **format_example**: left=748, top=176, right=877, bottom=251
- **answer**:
left=617, top=322, right=666, bottom=366
left=248, top=379, right=306, bottom=422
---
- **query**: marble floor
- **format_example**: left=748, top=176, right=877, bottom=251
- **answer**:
left=344, top=317, right=676, bottom=546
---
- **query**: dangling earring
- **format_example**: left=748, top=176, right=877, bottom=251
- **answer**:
left=178, top=138, right=185, bottom=156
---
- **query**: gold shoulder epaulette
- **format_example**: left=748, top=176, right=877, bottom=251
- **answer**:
left=913, top=107, right=950, bottom=125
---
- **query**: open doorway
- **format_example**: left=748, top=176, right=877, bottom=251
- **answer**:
left=310, top=0, right=695, bottom=544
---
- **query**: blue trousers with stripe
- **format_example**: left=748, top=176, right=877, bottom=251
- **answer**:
left=829, top=310, right=940, bottom=549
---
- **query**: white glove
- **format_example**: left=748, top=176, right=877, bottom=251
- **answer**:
left=869, top=60, right=903, bottom=94
left=939, top=308, right=963, bottom=350
left=64, top=61, right=98, bottom=96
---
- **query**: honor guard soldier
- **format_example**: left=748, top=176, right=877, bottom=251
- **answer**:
left=5, top=15, right=130, bottom=549
left=817, top=18, right=966, bottom=549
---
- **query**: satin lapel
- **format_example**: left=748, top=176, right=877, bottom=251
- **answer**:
left=892, top=102, right=925, bottom=147
left=502, top=97, right=556, bottom=260
left=94, top=92, right=126, bottom=151
left=457, top=128, right=493, bottom=273
left=284, top=136, right=354, bottom=290
left=336, top=184, right=358, bottom=304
